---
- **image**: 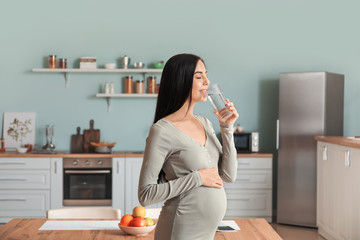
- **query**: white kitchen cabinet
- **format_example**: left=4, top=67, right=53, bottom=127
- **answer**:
left=223, top=157, right=273, bottom=222
left=124, top=157, right=161, bottom=215
left=317, top=142, right=360, bottom=240
left=112, top=157, right=125, bottom=212
left=0, top=158, right=51, bottom=223
left=50, top=158, right=63, bottom=209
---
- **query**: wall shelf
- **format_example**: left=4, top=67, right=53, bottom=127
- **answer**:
left=96, top=93, right=158, bottom=112
left=32, top=68, right=163, bottom=88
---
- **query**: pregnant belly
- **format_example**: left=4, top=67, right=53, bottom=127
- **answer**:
left=178, top=186, right=227, bottom=224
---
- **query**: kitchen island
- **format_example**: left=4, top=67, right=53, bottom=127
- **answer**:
left=316, top=136, right=360, bottom=240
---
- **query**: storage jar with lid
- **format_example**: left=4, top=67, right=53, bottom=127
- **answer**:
left=49, top=55, right=56, bottom=68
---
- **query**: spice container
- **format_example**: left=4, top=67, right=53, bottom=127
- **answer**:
left=125, top=76, right=133, bottom=93
left=0, top=138, right=5, bottom=152
left=148, top=76, right=156, bottom=94
left=105, top=82, right=110, bottom=94
left=156, top=83, right=160, bottom=93
left=110, top=81, right=114, bottom=94
left=59, top=58, right=67, bottom=69
left=136, top=80, right=144, bottom=94
left=49, top=55, right=56, bottom=68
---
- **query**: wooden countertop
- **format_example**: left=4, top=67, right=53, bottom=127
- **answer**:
left=315, top=136, right=360, bottom=149
left=0, top=218, right=282, bottom=240
left=0, top=151, right=272, bottom=158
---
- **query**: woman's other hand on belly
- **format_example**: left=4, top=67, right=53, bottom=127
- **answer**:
left=199, top=167, right=223, bottom=189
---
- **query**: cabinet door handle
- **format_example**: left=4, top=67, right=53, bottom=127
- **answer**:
left=238, top=161, right=250, bottom=165
left=323, top=145, right=327, bottom=161
left=238, top=178, right=251, bottom=181
left=239, top=198, right=251, bottom=201
left=276, top=119, right=280, bottom=150
left=345, top=150, right=350, bottom=167
left=117, top=160, right=119, bottom=174
left=0, top=162, right=26, bottom=165
left=0, top=198, right=26, bottom=201
left=0, top=178, right=27, bottom=181
left=54, top=161, right=58, bottom=174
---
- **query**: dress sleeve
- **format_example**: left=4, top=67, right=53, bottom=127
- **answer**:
left=204, top=117, right=238, bottom=183
left=218, top=121, right=238, bottom=182
left=138, top=124, right=202, bottom=207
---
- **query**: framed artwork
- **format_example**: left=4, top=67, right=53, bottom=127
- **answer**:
left=3, top=112, right=36, bottom=149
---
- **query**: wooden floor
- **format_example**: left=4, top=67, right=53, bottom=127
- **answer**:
left=271, top=223, right=326, bottom=240
left=0, top=222, right=326, bottom=239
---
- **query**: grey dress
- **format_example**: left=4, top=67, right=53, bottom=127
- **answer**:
left=138, top=116, right=237, bottom=240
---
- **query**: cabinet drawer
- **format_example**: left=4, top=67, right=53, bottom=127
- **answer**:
left=224, top=170, right=272, bottom=189
left=237, top=158, right=272, bottom=169
left=224, top=189, right=272, bottom=218
left=0, top=158, right=50, bottom=170
left=0, top=190, right=49, bottom=217
left=0, top=170, right=50, bottom=189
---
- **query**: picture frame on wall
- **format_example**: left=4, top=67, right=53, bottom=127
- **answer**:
left=3, top=112, right=36, bottom=150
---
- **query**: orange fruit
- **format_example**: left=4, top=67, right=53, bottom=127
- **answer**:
left=129, top=217, right=146, bottom=227
left=132, top=206, right=146, bottom=218
left=119, top=214, right=134, bottom=226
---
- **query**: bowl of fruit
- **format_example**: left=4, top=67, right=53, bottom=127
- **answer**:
left=119, top=206, right=156, bottom=236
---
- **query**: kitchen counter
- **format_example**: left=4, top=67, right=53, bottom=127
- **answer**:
left=315, top=136, right=360, bottom=149
left=0, top=151, right=272, bottom=158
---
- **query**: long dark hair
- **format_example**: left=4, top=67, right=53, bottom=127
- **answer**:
left=153, top=53, right=204, bottom=123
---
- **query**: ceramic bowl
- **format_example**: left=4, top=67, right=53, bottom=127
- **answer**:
left=17, top=147, right=28, bottom=153
left=95, top=146, right=113, bottom=153
left=104, top=63, right=116, bottom=69
left=119, top=224, right=156, bottom=236
left=153, top=61, right=164, bottom=69
left=134, top=62, right=145, bottom=69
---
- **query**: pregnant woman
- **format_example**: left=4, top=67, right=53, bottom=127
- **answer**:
left=138, top=53, right=238, bottom=240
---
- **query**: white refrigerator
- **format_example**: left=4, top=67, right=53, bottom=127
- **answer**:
left=276, top=72, right=344, bottom=227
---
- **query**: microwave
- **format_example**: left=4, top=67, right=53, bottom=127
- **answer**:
left=233, top=132, right=259, bottom=153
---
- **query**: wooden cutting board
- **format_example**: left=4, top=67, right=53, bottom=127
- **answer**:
left=70, top=127, right=84, bottom=153
left=83, top=119, right=100, bottom=153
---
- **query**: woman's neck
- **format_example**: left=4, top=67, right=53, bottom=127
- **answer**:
left=167, top=100, right=195, bottom=122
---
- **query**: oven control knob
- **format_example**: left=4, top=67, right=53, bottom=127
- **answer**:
left=85, top=160, right=90, bottom=165
left=97, top=160, right=103, bottom=165
left=73, top=160, right=78, bottom=166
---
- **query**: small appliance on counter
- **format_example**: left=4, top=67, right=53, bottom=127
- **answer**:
left=233, top=132, right=259, bottom=153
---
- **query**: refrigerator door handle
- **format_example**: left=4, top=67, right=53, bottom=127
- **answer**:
left=276, top=119, right=279, bottom=150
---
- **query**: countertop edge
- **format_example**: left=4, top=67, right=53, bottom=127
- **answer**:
left=315, top=136, right=360, bottom=149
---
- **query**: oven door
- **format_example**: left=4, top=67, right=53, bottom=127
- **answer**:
left=63, top=169, right=112, bottom=206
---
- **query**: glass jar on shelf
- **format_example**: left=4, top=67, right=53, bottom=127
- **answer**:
left=148, top=76, right=156, bottom=94
left=125, top=76, right=133, bottom=94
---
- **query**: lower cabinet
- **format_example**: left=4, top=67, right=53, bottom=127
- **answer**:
left=223, top=157, right=273, bottom=222
left=317, top=141, right=360, bottom=240
left=0, top=158, right=51, bottom=223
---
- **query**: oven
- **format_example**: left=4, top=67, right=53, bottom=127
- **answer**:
left=63, top=158, right=112, bottom=206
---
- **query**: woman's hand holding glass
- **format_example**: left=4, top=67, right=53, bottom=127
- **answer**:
left=214, top=99, right=239, bottom=124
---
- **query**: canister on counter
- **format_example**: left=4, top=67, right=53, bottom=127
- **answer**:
left=49, top=55, right=56, bottom=68
left=136, top=80, right=144, bottom=94
left=0, top=138, right=5, bottom=152
left=125, top=76, right=133, bottom=93
left=148, top=76, right=156, bottom=94
left=59, top=58, right=67, bottom=69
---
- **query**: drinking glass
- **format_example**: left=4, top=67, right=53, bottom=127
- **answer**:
left=207, top=83, right=233, bottom=120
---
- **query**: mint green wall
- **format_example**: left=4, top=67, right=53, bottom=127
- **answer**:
left=1, top=0, right=359, bottom=153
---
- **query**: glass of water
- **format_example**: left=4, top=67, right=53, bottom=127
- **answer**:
left=207, top=83, right=233, bottom=120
